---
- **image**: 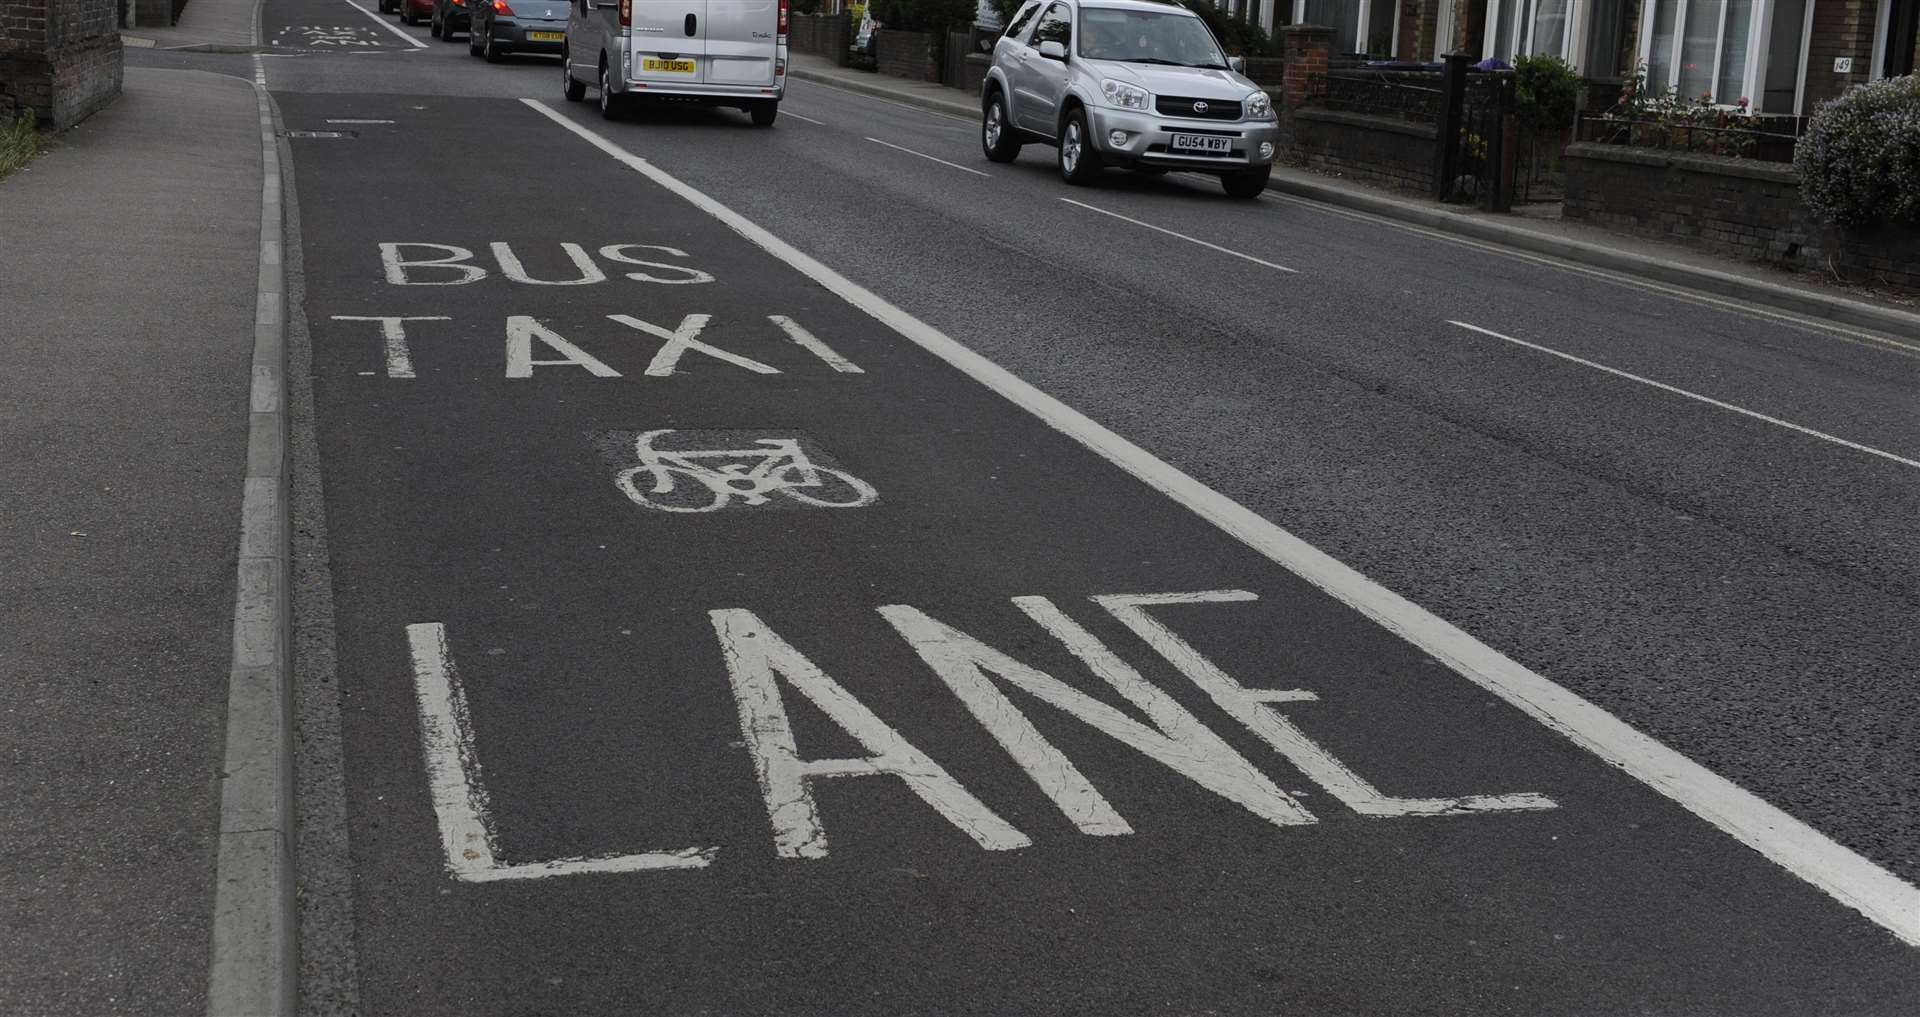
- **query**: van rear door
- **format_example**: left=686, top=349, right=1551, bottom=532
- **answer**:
left=628, top=0, right=708, bottom=84
left=702, top=0, right=777, bottom=86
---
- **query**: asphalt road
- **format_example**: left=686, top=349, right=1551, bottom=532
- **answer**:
left=239, top=3, right=1920, bottom=1012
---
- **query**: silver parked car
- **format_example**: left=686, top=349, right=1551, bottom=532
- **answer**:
left=981, top=0, right=1278, bottom=198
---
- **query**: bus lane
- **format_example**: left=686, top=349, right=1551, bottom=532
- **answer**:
left=281, top=92, right=1920, bottom=1015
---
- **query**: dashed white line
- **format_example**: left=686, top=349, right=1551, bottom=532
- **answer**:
left=523, top=97, right=1920, bottom=948
left=340, top=0, right=429, bottom=48
left=780, top=110, right=826, bottom=126
left=1060, top=197, right=1299, bottom=274
left=864, top=136, right=990, bottom=177
left=1448, top=320, right=1920, bottom=470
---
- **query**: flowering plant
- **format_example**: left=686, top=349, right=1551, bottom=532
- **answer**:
left=1795, top=75, right=1920, bottom=228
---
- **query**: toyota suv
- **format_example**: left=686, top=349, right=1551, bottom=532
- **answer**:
left=981, top=0, right=1277, bottom=198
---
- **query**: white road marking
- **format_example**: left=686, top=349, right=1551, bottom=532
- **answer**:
left=769, top=315, right=864, bottom=373
left=616, top=430, right=878, bottom=512
left=505, top=316, right=621, bottom=377
left=326, top=118, right=396, bottom=124
left=599, top=244, right=714, bottom=284
left=380, top=243, right=487, bottom=285
left=864, top=136, right=990, bottom=177
left=522, top=98, right=1920, bottom=947
left=1449, top=320, right=1920, bottom=471
left=406, top=624, right=716, bottom=879
left=780, top=110, right=826, bottom=126
left=607, top=313, right=779, bottom=376
left=330, top=314, right=446, bottom=378
left=884, top=600, right=1315, bottom=832
left=340, top=0, right=429, bottom=48
left=1060, top=197, right=1299, bottom=274
left=710, top=609, right=1031, bottom=857
left=492, top=241, right=607, bottom=285
left=1098, top=591, right=1557, bottom=817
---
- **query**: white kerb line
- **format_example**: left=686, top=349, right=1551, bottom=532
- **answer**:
left=1060, top=197, right=1299, bottom=274
left=518, top=98, right=1920, bottom=947
left=1449, top=321, right=1920, bottom=471
left=340, top=0, right=430, bottom=48
left=865, top=137, right=991, bottom=177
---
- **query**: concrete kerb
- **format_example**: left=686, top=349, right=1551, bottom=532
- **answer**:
left=206, top=55, right=296, bottom=1017
left=1259, top=175, right=1920, bottom=338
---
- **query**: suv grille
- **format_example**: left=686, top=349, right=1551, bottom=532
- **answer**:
left=1156, top=95, right=1242, bottom=120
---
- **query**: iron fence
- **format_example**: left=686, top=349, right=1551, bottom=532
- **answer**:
left=1574, top=114, right=1804, bottom=163
left=1307, top=68, right=1446, bottom=125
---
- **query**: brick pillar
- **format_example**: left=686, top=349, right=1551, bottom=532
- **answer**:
left=0, top=0, right=121, bottom=127
left=1278, top=23, right=1332, bottom=137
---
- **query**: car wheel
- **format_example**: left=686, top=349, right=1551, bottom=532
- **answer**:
left=562, top=49, right=587, bottom=101
left=748, top=100, right=777, bottom=127
left=403, top=9, right=416, bottom=25
left=1057, top=108, right=1101, bottom=186
left=1221, top=165, right=1271, bottom=200
left=483, top=24, right=502, bottom=62
left=981, top=92, right=1021, bottom=163
left=598, top=62, right=622, bottom=120
left=430, top=12, right=442, bottom=36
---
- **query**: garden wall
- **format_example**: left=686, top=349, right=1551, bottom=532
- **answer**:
left=1563, top=142, right=1920, bottom=295
left=788, top=12, right=849, bottom=63
left=874, top=28, right=934, bottom=83
left=1291, top=108, right=1436, bottom=196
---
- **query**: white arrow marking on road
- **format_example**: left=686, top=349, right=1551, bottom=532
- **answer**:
left=523, top=98, right=1920, bottom=947
left=406, top=623, right=717, bottom=880
left=1449, top=320, right=1920, bottom=471
left=711, top=609, right=1032, bottom=858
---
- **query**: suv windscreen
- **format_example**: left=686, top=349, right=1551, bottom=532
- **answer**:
left=1076, top=9, right=1229, bottom=68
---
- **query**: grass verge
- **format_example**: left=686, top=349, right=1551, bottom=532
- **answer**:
left=0, top=111, right=53, bottom=181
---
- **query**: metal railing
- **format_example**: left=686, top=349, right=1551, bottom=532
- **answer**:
left=1575, top=114, right=1804, bottom=163
left=1306, top=68, right=1445, bottom=125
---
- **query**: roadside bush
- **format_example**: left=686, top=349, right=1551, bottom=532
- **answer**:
left=0, top=111, right=49, bottom=181
left=1186, top=0, right=1272, bottom=57
left=1794, top=74, right=1920, bottom=229
left=1513, top=54, right=1578, bottom=131
left=871, top=0, right=977, bottom=35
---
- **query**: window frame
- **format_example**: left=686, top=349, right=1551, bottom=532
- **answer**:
left=1003, top=0, right=1043, bottom=40
left=1029, top=1, right=1073, bottom=51
left=1291, top=0, right=1402, bottom=58
left=1635, top=0, right=1775, bottom=108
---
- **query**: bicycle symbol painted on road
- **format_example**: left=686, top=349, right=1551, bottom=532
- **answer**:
left=615, top=430, right=878, bottom=513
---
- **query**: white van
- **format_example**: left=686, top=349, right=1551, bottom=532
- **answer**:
left=562, top=0, right=787, bottom=125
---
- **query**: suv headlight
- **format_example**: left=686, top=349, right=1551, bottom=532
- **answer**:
left=1100, top=79, right=1151, bottom=111
left=1244, top=91, right=1273, bottom=120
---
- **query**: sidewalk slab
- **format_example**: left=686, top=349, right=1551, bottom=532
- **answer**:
left=787, top=51, right=1920, bottom=337
left=0, top=67, right=263, bottom=1017
left=123, top=0, right=260, bottom=51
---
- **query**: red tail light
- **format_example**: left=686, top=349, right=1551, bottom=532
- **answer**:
left=618, top=0, right=630, bottom=26
left=491, top=0, right=511, bottom=11
left=778, top=0, right=787, bottom=36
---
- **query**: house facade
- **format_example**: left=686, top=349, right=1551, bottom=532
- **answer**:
left=1226, top=0, right=1917, bottom=114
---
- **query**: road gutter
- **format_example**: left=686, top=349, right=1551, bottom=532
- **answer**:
left=206, top=53, right=296, bottom=1017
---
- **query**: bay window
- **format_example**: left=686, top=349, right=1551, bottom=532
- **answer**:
left=1482, top=0, right=1576, bottom=63
left=1638, top=0, right=1802, bottom=110
left=1294, top=0, right=1401, bottom=57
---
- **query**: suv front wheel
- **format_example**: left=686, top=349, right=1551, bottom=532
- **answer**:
left=1057, top=108, right=1101, bottom=186
left=1221, top=165, right=1271, bottom=199
left=981, top=93, right=1021, bottom=163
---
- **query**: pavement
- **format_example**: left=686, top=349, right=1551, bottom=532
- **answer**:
left=0, top=67, right=263, bottom=1017
left=122, top=0, right=263, bottom=51
left=241, top=8, right=1920, bottom=1016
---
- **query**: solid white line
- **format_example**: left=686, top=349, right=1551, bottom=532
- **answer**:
left=1060, top=197, right=1299, bottom=274
left=864, top=136, right=990, bottom=177
left=1449, top=320, right=1920, bottom=471
left=326, top=118, right=396, bottom=124
left=521, top=97, right=1920, bottom=948
left=340, top=0, right=429, bottom=48
left=780, top=110, right=826, bottom=126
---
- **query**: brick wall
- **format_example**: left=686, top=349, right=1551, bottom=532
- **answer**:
left=1563, top=141, right=1920, bottom=294
left=1397, top=0, right=1437, bottom=60
left=789, top=12, right=849, bottom=60
left=1293, top=108, right=1439, bottom=193
left=1, top=0, right=119, bottom=126
left=874, top=28, right=935, bottom=82
left=1803, top=0, right=1878, bottom=108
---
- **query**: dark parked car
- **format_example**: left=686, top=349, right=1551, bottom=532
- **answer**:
left=380, top=0, right=433, bottom=25
left=467, top=0, right=568, bottom=61
left=431, top=0, right=473, bottom=39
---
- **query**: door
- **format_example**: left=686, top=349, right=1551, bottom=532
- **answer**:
left=1014, top=2, right=1072, bottom=133
left=705, top=0, right=778, bottom=86
left=566, top=0, right=601, bottom=82
left=629, top=0, right=710, bottom=85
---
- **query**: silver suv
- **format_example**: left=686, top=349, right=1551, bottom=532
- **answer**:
left=980, top=0, right=1277, bottom=198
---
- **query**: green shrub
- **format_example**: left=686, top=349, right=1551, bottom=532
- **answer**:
left=0, top=111, right=49, bottom=180
left=1513, top=54, right=1578, bottom=131
left=1794, top=74, right=1920, bottom=229
left=1185, top=0, right=1271, bottom=57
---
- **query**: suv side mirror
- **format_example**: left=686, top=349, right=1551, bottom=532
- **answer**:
left=1037, top=40, right=1067, bottom=61
left=1229, top=56, right=1246, bottom=73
